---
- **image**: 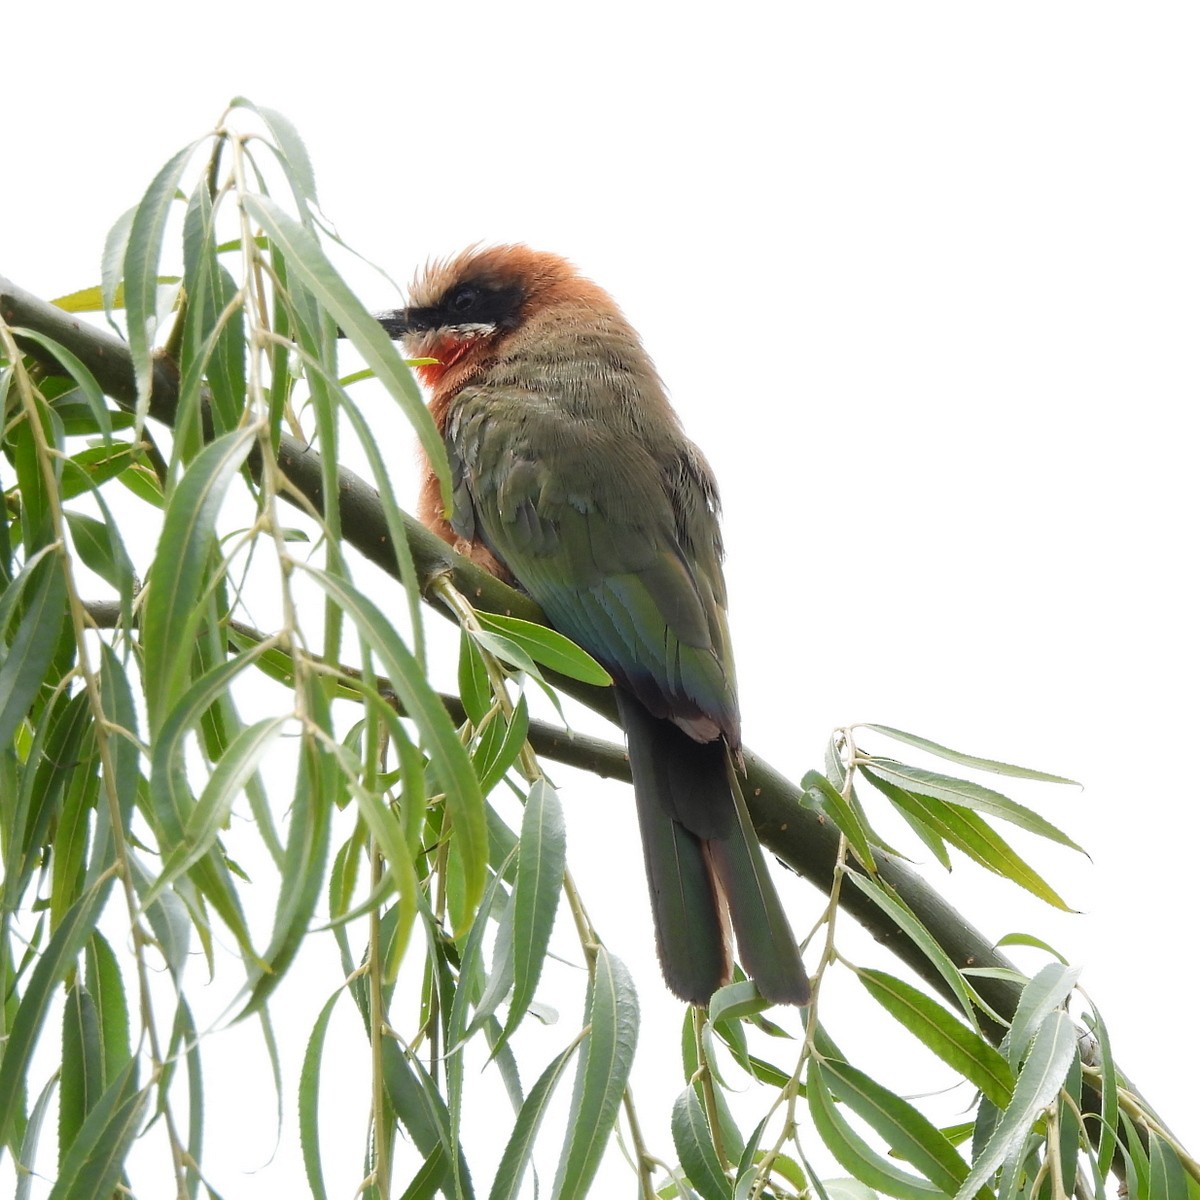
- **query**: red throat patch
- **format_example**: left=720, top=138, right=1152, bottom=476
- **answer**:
left=415, top=335, right=478, bottom=387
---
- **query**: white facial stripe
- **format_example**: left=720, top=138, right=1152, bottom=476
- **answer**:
left=404, top=323, right=499, bottom=359
left=444, top=322, right=497, bottom=337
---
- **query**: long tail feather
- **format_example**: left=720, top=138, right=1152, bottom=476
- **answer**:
left=616, top=692, right=809, bottom=1006
left=706, top=762, right=810, bottom=1005
left=618, top=692, right=729, bottom=1003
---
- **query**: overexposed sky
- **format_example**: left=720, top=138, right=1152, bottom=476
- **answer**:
left=6, top=2, right=1199, bottom=1194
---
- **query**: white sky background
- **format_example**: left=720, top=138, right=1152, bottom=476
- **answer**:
left=5, top=1, right=1199, bottom=1195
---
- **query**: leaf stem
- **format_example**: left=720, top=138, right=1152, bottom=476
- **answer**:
left=367, top=842, right=392, bottom=1199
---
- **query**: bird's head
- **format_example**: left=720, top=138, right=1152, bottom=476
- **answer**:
left=378, top=244, right=617, bottom=388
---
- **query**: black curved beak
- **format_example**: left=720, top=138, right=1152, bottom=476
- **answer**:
left=335, top=309, right=413, bottom=341
left=375, top=308, right=412, bottom=339
left=334, top=306, right=438, bottom=341
left=377, top=304, right=445, bottom=340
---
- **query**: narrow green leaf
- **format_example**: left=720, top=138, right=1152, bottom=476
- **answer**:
left=954, top=1011, right=1077, bottom=1200
left=231, top=99, right=320, bottom=203
left=123, top=142, right=201, bottom=427
left=242, top=713, right=336, bottom=1015
left=994, top=932, right=1068, bottom=963
left=860, top=726, right=1079, bottom=785
left=59, top=437, right=138, bottom=497
left=475, top=612, right=612, bottom=686
left=1056, top=1052, right=1082, bottom=1197
left=143, top=716, right=287, bottom=909
left=712, top=1002, right=790, bottom=1088
left=863, top=758, right=1084, bottom=853
left=304, top=567, right=487, bottom=931
left=498, top=780, right=565, bottom=1049
left=861, top=767, right=1072, bottom=910
left=254, top=1006, right=286, bottom=1186
left=699, top=1018, right=739, bottom=1094
left=447, top=865, right=515, bottom=1157
left=1001, top=963, right=1080, bottom=1067
left=84, top=934, right=130, bottom=1088
left=0, top=881, right=113, bottom=1150
left=1086, top=1003, right=1118, bottom=1179
left=475, top=696, right=531, bottom=797
left=843, top=871, right=995, bottom=1032
left=471, top=892, right=517, bottom=1032
left=59, top=984, right=104, bottom=1169
left=51, top=284, right=108, bottom=313
left=821, top=746, right=905, bottom=859
left=339, top=755, right=421, bottom=972
left=9, top=689, right=91, bottom=911
left=9, top=328, right=113, bottom=443
left=240, top=192, right=450, bottom=507
left=708, top=980, right=771, bottom=1027
left=299, top=989, right=342, bottom=1200
left=681, top=1036, right=744, bottom=1166
left=0, top=551, right=67, bottom=753
left=64, top=509, right=134, bottom=599
left=938, top=1123, right=974, bottom=1148
left=64, top=483, right=136, bottom=636
left=376, top=1041, right=471, bottom=1198
left=201, top=661, right=283, bottom=873
left=88, top=648, right=137, bottom=892
left=818, top=1181, right=880, bottom=1200
left=551, top=949, right=640, bottom=1200
left=1117, top=1110, right=1151, bottom=1199
left=801, top=771, right=878, bottom=873
left=732, top=1115, right=769, bottom=1200
left=807, top=1066, right=946, bottom=1200
left=742, top=1053, right=791, bottom=1089
left=48, top=1060, right=148, bottom=1200
left=458, top=629, right=491, bottom=725
left=15, top=1076, right=58, bottom=1200
left=321, top=852, right=398, bottom=936
left=7, top=401, right=58, bottom=550
left=487, top=1038, right=584, bottom=1200
left=295, top=356, right=429, bottom=681
left=101, top=209, right=133, bottom=319
left=169, top=999, right=205, bottom=1200
left=128, top=859, right=193, bottom=981
left=1148, top=1131, right=1190, bottom=1200
left=141, top=425, right=256, bottom=730
left=470, top=629, right=545, bottom=681
left=366, top=690, right=428, bottom=857
left=819, top=1059, right=976, bottom=1196
left=856, top=969, right=1014, bottom=1107
left=49, top=730, right=98, bottom=932
left=181, top=180, right=245, bottom=438
left=399, top=1144, right=448, bottom=1200
left=1, top=442, right=15, bottom=587
left=891, top=802, right=953, bottom=871
left=672, top=1088, right=731, bottom=1200
left=149, top=639, right=272, bottom=851
left=959, top=967, right=1027, bottom=984
left=115, top=458, right=165, bottom=507
left=52, top=396, right=134, bottom=439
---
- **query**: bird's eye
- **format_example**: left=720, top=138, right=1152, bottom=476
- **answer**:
left=449, top=285, right=480, bottom=314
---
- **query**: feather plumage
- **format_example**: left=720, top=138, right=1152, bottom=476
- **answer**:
left=385, top=245, right=810, bottom=1006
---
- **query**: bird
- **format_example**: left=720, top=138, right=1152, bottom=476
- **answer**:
left=377, top=245, right=809, bottom=1006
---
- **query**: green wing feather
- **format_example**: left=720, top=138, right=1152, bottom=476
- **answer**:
left=447, top=385, right=739, bottom=742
